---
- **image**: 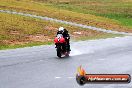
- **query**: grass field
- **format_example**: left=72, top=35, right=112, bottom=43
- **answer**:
left=35, top=0, right=132, bottom=30
left=0, top=0, right=131, bottom=32
left=0, top=12, right=120, bottom=50
left=0, top=0, right=129, bottom=50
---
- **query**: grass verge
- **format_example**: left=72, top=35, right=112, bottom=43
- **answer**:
left=34, top=0, right=132, bottom=31
left=0, top=12, right=120, bottom=50
left=0, top=0, right=131, bottom=32
left=0, top=0, right=129, bottom=50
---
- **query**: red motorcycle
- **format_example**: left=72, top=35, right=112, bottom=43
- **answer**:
left=54, top=34, right=70, bottom=58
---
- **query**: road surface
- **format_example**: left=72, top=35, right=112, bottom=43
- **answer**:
left=0, top=36, right=132, bottom=88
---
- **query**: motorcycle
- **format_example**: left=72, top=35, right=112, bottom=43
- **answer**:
left=54, top=34, right=70, bottom=58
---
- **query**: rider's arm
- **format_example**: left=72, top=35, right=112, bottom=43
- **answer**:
left=64, top=29, right=70, bottom=39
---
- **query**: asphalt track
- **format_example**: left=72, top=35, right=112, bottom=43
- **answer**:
left=0, top=36, right=132, bottom=88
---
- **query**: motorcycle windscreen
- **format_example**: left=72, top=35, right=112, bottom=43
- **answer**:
left=56, top=34, right=65, bottom=43
left=57, top=34, right=63, bottom=38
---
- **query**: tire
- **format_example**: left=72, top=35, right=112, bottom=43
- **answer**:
left=57, top=46, right=62, bottom=58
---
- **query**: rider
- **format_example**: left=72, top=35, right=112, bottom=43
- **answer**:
left=56, top=27, right=71, bottom=51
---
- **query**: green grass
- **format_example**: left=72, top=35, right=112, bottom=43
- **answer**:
left=0, top=12, right=120, bottom=50
left=75, top=34, right=124, bottom=41
left=97, top=14, right=132, bottom=28
left=0, top=33, right=120, bottom=50
left=0, top=41, right=53, bottom=50
left=0, top=0, right=129, bottom=50
left=0, top=0, right=131, bottom=32
left=38, top=0, right=132, bottom=30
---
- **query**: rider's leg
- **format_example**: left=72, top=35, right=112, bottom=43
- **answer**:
left=66, top=39, right=71, bottom=51
left=55, top=43, right=57, bottom=48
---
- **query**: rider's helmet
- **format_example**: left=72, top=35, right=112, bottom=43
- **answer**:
left=58, top=27, right=64, bottom=32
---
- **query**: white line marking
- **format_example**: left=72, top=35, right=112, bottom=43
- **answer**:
left=55, top=77, right=61, bottom=79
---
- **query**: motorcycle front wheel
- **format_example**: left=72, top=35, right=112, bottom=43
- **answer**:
left=57, top=46, right=62, bottom=58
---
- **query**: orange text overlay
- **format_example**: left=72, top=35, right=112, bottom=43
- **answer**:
left=76, top=74, right=131, bottom=85
left=85, top=74, right=131, bottom=83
